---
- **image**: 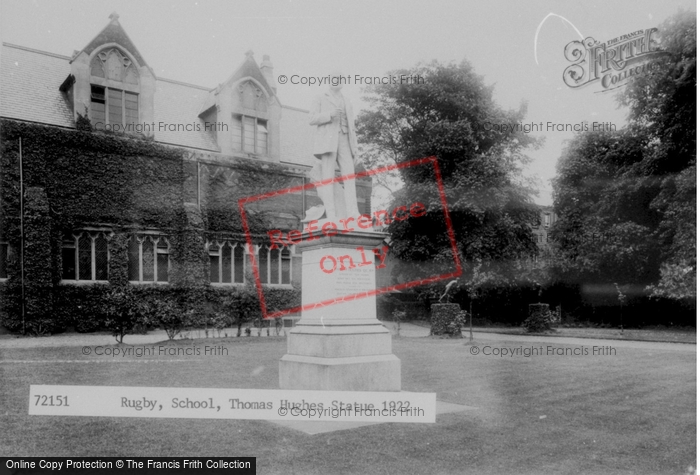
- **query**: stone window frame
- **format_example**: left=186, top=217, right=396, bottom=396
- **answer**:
left=255, top=244, right=292, bottom=286
left=231, top=114, right=269, bottom=156
left=206, top=241, right=292, bottom=287
left=61, top=230, right=112, bottom=284
left=206, top=240, right=248, bottom=285
left=89, top=46, right=140, bottom=130
left=230, top=79, right=271, bottom=157
left=205, top=239, right=294, bottom=288
left=128, top=234, right=170, bottom=284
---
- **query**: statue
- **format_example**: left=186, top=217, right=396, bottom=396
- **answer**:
left=305, top=71, right=362, bottom=221
left=439, top=279, right=460, bottom=303
left=280, top=72, right=401, bottom=391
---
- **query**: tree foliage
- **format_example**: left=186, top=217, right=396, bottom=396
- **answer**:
left=356, top=60, right=541, bottom=295
left=551, top=11, right=696, bottom=301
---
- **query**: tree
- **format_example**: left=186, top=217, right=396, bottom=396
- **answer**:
left=102, top=286, right=143, bottom=343
left=356, top=60, right=542, bottom=297
left=550, top=129, right=663, bottom=285
left=647, top=164, right=696, bottom=300
left=624, top=11, right=697, bottom=302
left=617, top=11, right=696, bottom=176
left=551, top=11, right=696, bottom=303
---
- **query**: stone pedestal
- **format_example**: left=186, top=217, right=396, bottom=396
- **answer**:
left=279, top=229, right=401, bottom=391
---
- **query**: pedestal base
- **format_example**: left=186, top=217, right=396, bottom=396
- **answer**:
left=278, top=230, right=401, bottom=392
left=279, top=353, right=401, bottom=391
left=280, top=320, right=401, bottom=391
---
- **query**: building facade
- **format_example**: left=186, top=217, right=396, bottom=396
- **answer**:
left=0, top=14, right=370, bottom=333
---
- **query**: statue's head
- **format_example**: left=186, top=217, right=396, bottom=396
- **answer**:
left=329, top=70, right=344, bottom=92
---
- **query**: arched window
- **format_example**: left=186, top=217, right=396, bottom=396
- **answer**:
left=206, top=240, right=292, bottom=286
left=61, top=231, right=110, bottom=282
left=90, top=48, right=139, bottom=130
left=208, top=241, right=249, bottom=284
left=258, top=245, right=269, bottom=283
left=257, top=244, right=292, bottom=285
left=127, top=235, right=170, bottom=283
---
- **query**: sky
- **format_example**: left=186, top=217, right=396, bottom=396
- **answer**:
left=0, top=0, right=695, bottom=205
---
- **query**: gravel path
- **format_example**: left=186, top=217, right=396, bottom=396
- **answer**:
left=1, top=322, right=694, bottom=353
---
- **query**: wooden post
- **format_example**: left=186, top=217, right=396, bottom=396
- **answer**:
left=19, top=137, right=25, bottom=335
left=469, top=300, right=473, bottom=342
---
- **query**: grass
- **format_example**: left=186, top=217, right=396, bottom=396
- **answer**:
left=475, top=326, right=697, bottom=343
left=0, top=335, right=695, bottom=474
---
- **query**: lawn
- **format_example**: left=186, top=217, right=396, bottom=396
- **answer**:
left=0, top=334, right=695, bottom=475
left=409, top=320, right=697, bottom=344
left=472, top=326, right=697, bottom=344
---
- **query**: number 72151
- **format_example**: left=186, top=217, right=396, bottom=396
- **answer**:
left=34, top=395, right=69, bottom=407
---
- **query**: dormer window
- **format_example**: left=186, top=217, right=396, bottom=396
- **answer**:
left=90, top=85, right=138, bottom=129
left=231, top=80, right=269, bottom=156
left=89, top=48, right=139, bottom=130
left=232, top=115, right=268, bottom=155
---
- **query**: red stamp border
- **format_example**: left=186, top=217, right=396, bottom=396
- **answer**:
left=238, top=156, right=462, bottom=319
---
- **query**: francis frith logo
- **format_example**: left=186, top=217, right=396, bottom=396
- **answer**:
left=563, top=28, right=665, bottom=91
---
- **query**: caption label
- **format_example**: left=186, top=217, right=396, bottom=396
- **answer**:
left=29, top=385, right=436, bottom=423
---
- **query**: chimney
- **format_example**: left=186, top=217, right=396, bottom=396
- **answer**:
left=260, top=55, right=276, bottom=94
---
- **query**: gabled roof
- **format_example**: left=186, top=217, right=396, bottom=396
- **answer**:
left=73, top=12, right=148, bottom=68
left=224, top=50, right=275, bottom=97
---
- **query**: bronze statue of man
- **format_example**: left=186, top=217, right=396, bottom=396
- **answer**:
left=308, top=71, right=361, bottom=220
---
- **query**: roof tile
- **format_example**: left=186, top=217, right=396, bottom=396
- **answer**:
left=0, top=44, right=74, bottom=128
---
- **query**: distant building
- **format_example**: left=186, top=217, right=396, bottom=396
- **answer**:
left=531, top=205, right=557, bottom=264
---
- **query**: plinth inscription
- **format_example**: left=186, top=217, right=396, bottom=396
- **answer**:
left=334, top=265, right=374, bottom=294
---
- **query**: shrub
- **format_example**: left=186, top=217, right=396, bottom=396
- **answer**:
left=211, top=312, right=231, bottom=338
left=221, top=288, right=258, bottom=337
left=151, top=297, right=189, bottom=340
left=101, top=286, right=146, bottom=343
left=523, top=303, right=553, bottom=333
left=430, top=303, right=465, bottom=338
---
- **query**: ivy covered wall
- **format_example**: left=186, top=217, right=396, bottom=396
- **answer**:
left=0, top=119, right=308, bottom=334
